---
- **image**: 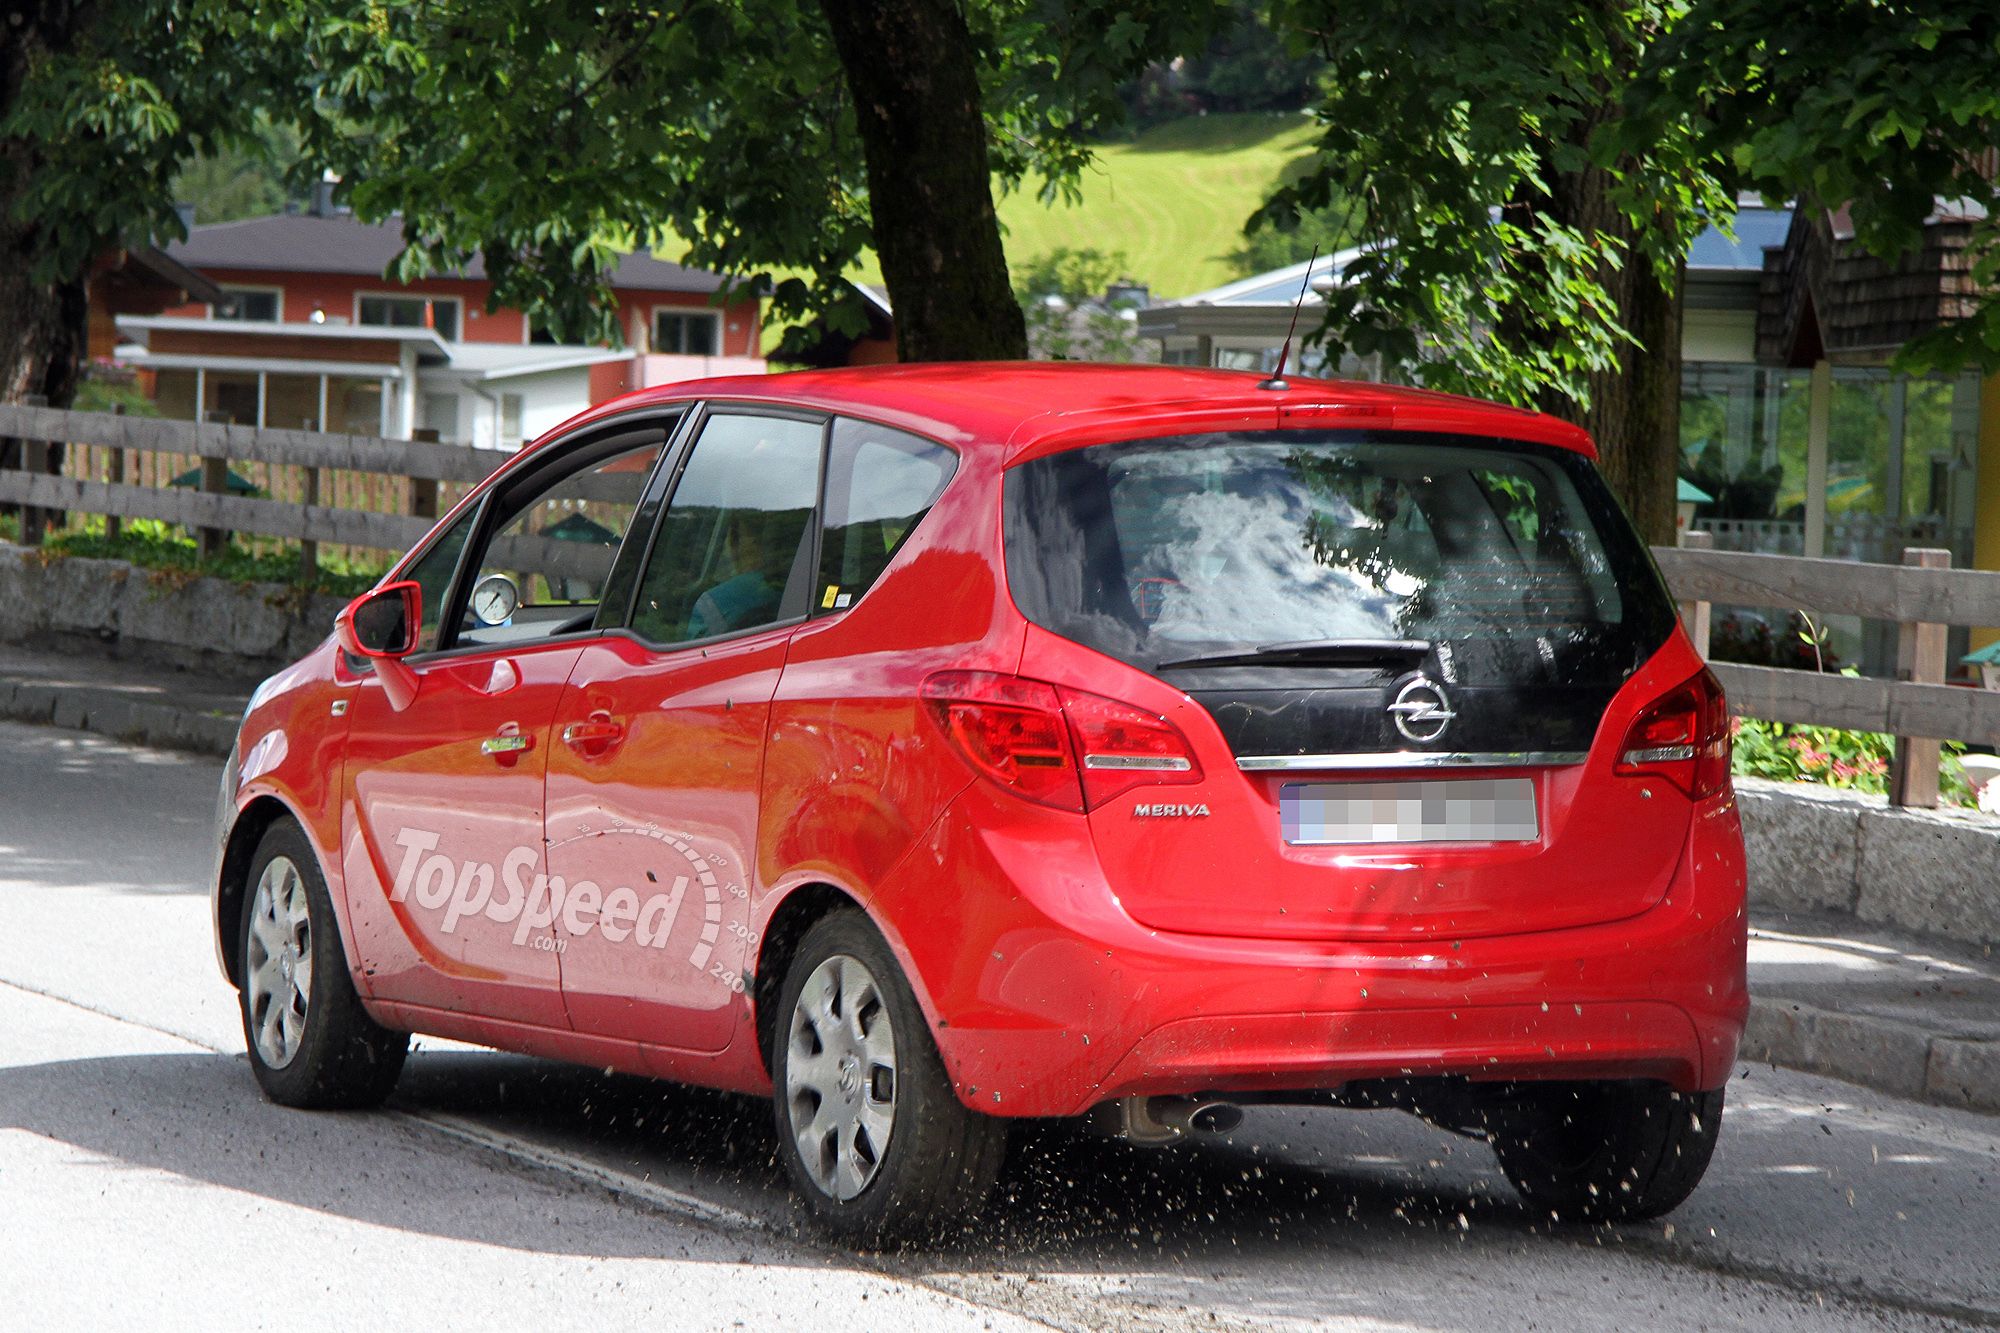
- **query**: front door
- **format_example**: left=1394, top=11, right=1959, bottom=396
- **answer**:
left=546, top=410, right=826, bottom=1052
left=340, top=423, right=671, bottom=1027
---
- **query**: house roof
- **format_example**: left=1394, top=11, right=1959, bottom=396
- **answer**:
left=1170, top=246, right=1372, bottom=308
left=113, top=314, right=640, bottom=381
left=1687, top=204, right=1795, bottom=272
left=165, top=213, right=729, bottom=294
left=438, top=343, right=632, bottom=381
left=123, top=246, right=226, bottom=305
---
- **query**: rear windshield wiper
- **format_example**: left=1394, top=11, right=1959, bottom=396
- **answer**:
left=1155, top=638, right=1432, bottom=671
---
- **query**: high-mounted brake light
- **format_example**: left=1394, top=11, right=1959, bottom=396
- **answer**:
left=920, top=671, right=1203, bottom=812
left=1615, top=666, right=1732, bottom=800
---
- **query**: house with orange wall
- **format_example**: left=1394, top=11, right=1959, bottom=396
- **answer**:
left=115, top=198, right=763, bottom=449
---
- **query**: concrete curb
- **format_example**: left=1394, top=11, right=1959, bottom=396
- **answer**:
left=0, top=677, right=236, bottom=757
left=1743, top=995, right=2000, bottom=1114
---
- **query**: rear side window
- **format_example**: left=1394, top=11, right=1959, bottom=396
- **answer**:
left=1005, top=432, right=1674, bottom=686
left=815, top=419, right=956, bottom=613
left=630, top=413, right=823, bottom=645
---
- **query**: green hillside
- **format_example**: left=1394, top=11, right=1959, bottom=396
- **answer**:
left=826, top=112, right=1318, bottom=301
left=994, top=112, right=1320, bottom=299
left=749, top=111, right=1322, bottom=353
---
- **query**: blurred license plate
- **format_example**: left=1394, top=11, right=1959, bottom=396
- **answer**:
left=1281, top=778, right=1538, bottom=845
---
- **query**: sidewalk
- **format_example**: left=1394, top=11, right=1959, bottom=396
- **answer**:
left=2, top=639, right=1996, bottom=1114
left=0, top=641, right=251, bottom=756
left=1746, top=911, right=2000, bottom=1111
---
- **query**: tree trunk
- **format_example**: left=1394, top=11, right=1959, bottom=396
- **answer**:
left=817, top=0, right=1028, bottom=362
left=0, top=262, right=87, bottom=409
left=2, top=1, right=90, bottom=412
left=1507, top=128, right=1683, bottom=547
left=1578, top=258, right=1682, bottom=548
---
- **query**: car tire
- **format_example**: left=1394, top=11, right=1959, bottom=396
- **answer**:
left=1489, top=1080, right=1723, bottom=1223
left=771, top=909, right=1005, bottom=1247
left=238, top=820, right=408, bottom=1109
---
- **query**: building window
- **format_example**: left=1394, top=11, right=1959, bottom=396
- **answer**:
left=500, top=393, right=524, bottom=447
left=214, top=288, right=279, bottom=321
left=652, top=309, right=720, bottom=356
left=358, top=294, right=460, bottom=341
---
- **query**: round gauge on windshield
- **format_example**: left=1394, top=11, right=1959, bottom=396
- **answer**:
left=471, top=573, right=519, bottom=627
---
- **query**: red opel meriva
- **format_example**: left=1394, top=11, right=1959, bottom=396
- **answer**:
left=215, top=363, right=1747, bottom=1244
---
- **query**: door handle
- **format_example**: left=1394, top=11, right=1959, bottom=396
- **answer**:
left=561, top=714, right=626, bottom=757
left=481, top=723, right=533, bottom=764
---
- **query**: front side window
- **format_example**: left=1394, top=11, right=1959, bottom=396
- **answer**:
left=402, top=508, right=477, bottom=654
left=629, top=413, right=823, bottom=645
left=359, top=294, right=460, bottom=342
left=453, top=435, right=666, bottom=650
left=815, top=419, right=955, bottom=612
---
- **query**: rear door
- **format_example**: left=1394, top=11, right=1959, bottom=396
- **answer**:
left=1004, top=430, right=1686, bottom=941
left=545, top=409, right=826, bottom=1052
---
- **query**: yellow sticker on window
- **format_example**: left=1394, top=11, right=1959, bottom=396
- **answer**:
left=821, top=584, right=841, bottom=609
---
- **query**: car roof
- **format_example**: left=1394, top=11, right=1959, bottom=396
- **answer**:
left=550, top=362, right=1598, bottom=461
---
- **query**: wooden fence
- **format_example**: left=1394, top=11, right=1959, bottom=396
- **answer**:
left=1655, top=532, right=2000, bottom=807
left=0, top=403, right=513, bottom=577
left=4, top=404, right=1997, bottom=807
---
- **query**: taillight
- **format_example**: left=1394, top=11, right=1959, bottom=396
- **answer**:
left=1057, top=685, right=1203, bottom=809
left=920, top=672, right=1202, bottom=812
left=1616, top=666, right=1732, bottom=799
left=921, top=672, right=1082, bottom=811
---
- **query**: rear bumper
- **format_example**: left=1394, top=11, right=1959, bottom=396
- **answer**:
left=875, top=787, right=1748, bottom=1118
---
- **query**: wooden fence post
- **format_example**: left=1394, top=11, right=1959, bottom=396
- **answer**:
left=1676, top=529, right=1714, bottom=659
left=198, top=410, right=232, bottom=560
left=408, top=427, right=440, bottom=522
left=1889, top=547, right=1951, bottom=808
left=299, top=463, right=320, bottom=584
left=105, top=403, right=125, bottom=542
left=19, top=393, right=49, bottom=547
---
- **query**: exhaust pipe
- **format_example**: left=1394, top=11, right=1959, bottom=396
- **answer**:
left=1089, top=1094, right=1244, bottom=1146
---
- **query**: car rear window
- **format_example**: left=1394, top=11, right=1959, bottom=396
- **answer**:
left=1004, top=431, right=1675, bottom=687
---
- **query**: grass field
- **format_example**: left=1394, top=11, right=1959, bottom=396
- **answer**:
left=739, top=111, right=1322, bottom=352
left=805, top=112, right=1320, bottom=301
left=992, top=112, right=1320, bottom=299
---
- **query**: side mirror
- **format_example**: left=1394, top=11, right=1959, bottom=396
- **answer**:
left=337, top=580, right=421, bottom=658
left=335, top=581, right=422, bottom=711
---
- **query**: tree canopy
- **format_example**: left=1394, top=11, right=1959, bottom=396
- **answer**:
left=273, top=0, right=1223, bottom=357
left=1638, top=2, right=2000, bottom=372
left=1257, top=0, right=2000, bottom=540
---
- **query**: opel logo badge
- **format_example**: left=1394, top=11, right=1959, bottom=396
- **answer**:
left=1389, top=677, right=1455, bottom=744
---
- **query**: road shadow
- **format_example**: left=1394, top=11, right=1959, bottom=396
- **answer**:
left=0, top=1046, right=809, bottom=1263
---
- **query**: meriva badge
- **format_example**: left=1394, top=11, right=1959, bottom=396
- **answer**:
left=1132, top=802, right=1212, bottom=818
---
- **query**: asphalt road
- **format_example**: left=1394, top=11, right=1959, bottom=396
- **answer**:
left=2, top=717, right=1996, bottom=1332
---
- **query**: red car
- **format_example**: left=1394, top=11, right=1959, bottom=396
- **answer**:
left=214, top=363, right=1747, bottom=1243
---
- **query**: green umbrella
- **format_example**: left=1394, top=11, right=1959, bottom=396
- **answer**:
left=168, top=466, right=259, bottom=495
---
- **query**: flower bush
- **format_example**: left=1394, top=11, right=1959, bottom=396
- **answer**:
left=1732, top=716, right=1980, bottom=807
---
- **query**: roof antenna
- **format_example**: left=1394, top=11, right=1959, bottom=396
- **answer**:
left=1258, top=245, right=1320, bottom=392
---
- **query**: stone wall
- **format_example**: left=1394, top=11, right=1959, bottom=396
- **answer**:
left=0, top=542, right=348, bottom=681
left=1737, top=776, right=2000, bottom=948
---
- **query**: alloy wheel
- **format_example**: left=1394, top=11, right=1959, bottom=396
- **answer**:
left=245, top=855, right=314, bottom=1069
left=785, top=953, right=898, bottom=1200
